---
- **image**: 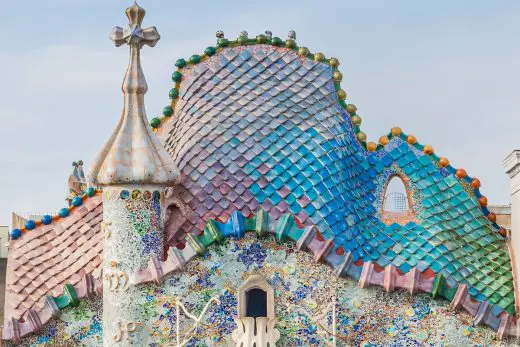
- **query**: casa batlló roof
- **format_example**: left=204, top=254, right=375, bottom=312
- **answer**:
left=2, top=15, right=518, bottom=343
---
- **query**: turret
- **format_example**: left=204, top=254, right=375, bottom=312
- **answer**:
left=88, top=3, right=178, bottom=346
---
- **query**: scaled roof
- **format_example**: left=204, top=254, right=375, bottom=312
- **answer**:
left=3, top=34, right=517, bottom=341
left=155, top=42, right=515, bottom=314
left=4, top=196, right=103, bottom=321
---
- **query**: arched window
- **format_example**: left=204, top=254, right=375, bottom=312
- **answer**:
left=246, top=288, right=268, bottom=318
left=238, top=275, right=274, bottom=319
left=382, top=175, right=415, bottom=225
left=383, top=176, right=410, bottom=212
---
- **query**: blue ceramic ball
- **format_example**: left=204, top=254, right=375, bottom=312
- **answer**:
left=10, top=229, right=22, bottom=239
left=72, top=196, right=83, bottom=207
left=41, top=215, right=52, bottom=225
left=59, top=208, right=70, bottom=218
left=25, top=220, right=36, bottom=230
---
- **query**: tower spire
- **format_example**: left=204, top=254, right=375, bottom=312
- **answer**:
left=89, top=2, right=177, bottom=186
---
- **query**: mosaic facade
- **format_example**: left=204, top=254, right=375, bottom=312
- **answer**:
left=10, top=235, right=515, bottom=346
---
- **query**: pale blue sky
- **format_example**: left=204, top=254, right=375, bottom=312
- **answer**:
left=1, top=1, right=519, bottom=227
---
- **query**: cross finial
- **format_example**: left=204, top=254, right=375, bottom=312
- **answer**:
left=110, top=2, right=160, bottom=48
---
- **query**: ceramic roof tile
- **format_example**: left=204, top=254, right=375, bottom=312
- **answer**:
left=3, top=195, right=104, bottom=320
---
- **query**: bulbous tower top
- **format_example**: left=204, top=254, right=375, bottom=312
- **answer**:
left=89, top=2, right=178, bottom=186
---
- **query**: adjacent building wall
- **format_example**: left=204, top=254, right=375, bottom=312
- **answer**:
left=0, top=226, right=8, bottom=259
left=0, top=226, right=7, bottom=328
left=503, top=150, right=520, bottom=317
left=489, top=204, right=512, bottom=231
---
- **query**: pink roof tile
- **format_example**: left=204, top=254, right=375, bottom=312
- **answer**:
left=3, top=195, right=104, bottom=321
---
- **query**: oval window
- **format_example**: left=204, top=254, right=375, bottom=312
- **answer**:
left=382, top=175, right=415, bottom=225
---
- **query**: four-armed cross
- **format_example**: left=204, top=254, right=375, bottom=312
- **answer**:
left=110, top=1, right=160, bottom=48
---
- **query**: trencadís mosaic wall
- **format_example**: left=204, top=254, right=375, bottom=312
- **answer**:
left=13, top=234, right=514, bottom=346
left=7, top=298, right=103, bottom=347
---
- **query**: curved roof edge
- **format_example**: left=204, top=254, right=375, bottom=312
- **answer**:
left=9, top=188, right=102, bottom=241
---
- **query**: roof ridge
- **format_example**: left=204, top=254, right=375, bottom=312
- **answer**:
left=9, top=188, right=102, bottom=241
left=149, top=32, right=506, bottom=234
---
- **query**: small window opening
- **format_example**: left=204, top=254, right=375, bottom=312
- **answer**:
left=246, top=288, right=268, bottom=318
left=383, top=176, right=410, bottom=212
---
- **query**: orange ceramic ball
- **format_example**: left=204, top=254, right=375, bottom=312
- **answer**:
left=379, top=136, right=389, bottom=145
left=391, top=127, right=402, bottom=137
left=499, top=227, right=507, bottom=237
left=423, top=145, right=434, bottom=155
left=366, top=142, right=377, bottom=151
left=471, top=178, right=481, bottom=189
left=488, top=212, right=497, bottom=223
left=479, top=196, right=488, bottom=207
left=438, top=157, right=449, bottom=167
left=407, top=135, right=417, bottom=145
left=456, top=168, right=467, bottom=178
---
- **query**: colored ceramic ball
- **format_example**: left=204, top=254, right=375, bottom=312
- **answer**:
left=10, top=229, right=22, bottom=240
left=346, top=104, right=357, bottom=115
left=298, top=47, right=309, bottom=56
left=499, top=227, right=507, bottom=237
left=471, top=178, right=481, bottom=189
left=150, top=118, right=161, bottom=128
left=59, top=208, right=70, bottom=218
left=488, top=212, right=497, bottom=222
left=86, top=187, right=96, bottom=197
left=356, top=131, right=367, bottom=142
left=205, top=46, right=216, bottom=56
left=407, top=135, right=417, bottom=145
left=456, top=168, right=467, bottom=178
left=217, top=38, right=229, bottom=47
left=423, top=145, right=434, bottom=155
left=478, top=196, right=488, bottom=207
left=41, top=215, right=52, bottom=225
left=285, top=39, right=296, bottom=49
left=314, top=52, right=325, bottom=62
left=366, top=142, right=377, bottom=151
left=25, top=220, right=36, bottom=230
left=391, top=127, right=402, bottom=137
left=336, top=89, right=347, bottom=100
left=169, top=88, right=179, bottom=99
left=256, top=34, right=267, bottom=44
left=175, top=58, right=186, bottom=68
left=163, top=106, right=173, bottom=117
left=333, top=71, right=343, bottom=82
left=237, top=36, right=248, bottom=45
left=329, top=58, right=340, bottom=67
left=171, top=71, right=182, bottom=82
left=189, top=55, right=201, bottom=64
left=72, top=196, right=83, bottom=207
left=379, top=136, right=389, bottom=145
left=351, top=115, right=362, bottom=126
left=271, top=37, right=283, bottom=46
left=439, top=157, right=449, bottom=167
